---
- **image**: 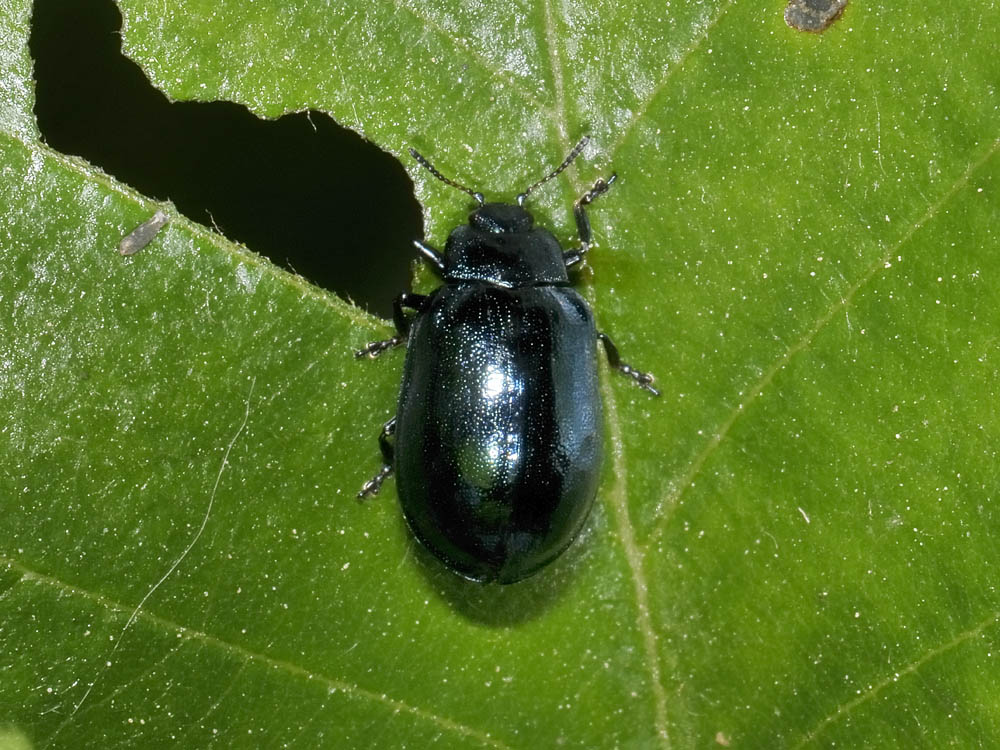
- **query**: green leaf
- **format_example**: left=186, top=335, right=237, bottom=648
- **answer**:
left=3, top=0, right=1000, bottom=747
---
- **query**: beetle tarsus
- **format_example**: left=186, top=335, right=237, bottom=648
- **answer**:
left=358, top=464, right=393, bottom=499
left=620, top=365, right=661, bottom=396
left=578, top=173, right=617, bottom=206
left=598, top=332, right=660, bottom=397
left=359, top=417, right=397, bottom=498
left=354, top=336, right=403, bottom=359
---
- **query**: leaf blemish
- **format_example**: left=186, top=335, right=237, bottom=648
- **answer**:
left=784, top=0, right=848, bottom=33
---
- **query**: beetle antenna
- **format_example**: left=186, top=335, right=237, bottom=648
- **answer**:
left=516, top=136, right=590, bottom=205
left=409, top=148, right=485, bottom=205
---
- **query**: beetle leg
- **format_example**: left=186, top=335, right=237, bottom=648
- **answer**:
left=354, top=293, right=430, bottom=358
left=564, top=173, right=618, bottom=267
left=597, top=332, right=660, bottom=396
left=413, top=240, right=447, bottom=275
left=390, top=292, right=429, bottom=339
left=359, top=417, right=397, bottom=498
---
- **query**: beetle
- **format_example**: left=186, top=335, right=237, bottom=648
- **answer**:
left=356, top=137, right=658, bottom=584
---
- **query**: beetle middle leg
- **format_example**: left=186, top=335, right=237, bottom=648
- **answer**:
left=564, top=173, right=618, bottom=268
left=354, top=293, right=430, bottom=358
left=359, top=416, right=396, bottom=498
left=598, top=332, right=660, bottom=396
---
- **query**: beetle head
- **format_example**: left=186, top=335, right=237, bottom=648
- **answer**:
left=469, top=202, right=534, bottom=234
left=442, top=216, right=568, bottom=287
left=409, top=138, right=592, bottom=287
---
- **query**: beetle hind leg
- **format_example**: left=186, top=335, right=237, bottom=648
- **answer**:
left=359, top=417, right=397, bottom=499
left=598, top=332, right=660, bottom=396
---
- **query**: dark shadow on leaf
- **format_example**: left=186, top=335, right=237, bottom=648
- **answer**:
left=401, top=512, right=589, bottom=626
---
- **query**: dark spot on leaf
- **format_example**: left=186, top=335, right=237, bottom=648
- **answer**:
left=119, top=210, right=169, bottom=256
left=29, top=0, right=420, bottom=316
left=784, top=0, right=848, bottom=33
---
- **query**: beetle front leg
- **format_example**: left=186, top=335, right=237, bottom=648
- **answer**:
left=564, top=173, right=618, bottom=267
left=359, top=417, right=397, bottom=498
left=354, top=293, right=430, bottom=358
left=597, top=332, right=660, bottom=396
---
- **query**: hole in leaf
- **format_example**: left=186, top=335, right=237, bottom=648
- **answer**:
left=29, top=0, right=420, bottom=317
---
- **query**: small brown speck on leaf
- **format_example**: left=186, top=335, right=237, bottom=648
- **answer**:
left=785, top=0, right=848, bottom=33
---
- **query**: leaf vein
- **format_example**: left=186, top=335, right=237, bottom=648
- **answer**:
left=602, top=370, right=671, bottom=747
left=541, top=0, right=568, bottom=142
left=791, top=611, right=1000, bottom=748
left=394, top=0, right=550, bottom=120
left=172, top=662, right=251, bottom=747
left=645, top=136, right=1000, bottom=549
left=49, top=377, right=258, bottom=740
left=54, top=643, right=182, bottom=735
left=1, top=557, right=511, bottom=750
left=610, top=0, right=738, bottom=159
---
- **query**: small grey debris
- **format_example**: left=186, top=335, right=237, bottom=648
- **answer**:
left=119, top=209, right=169, bottom=256
left=785, top=0, right=848, bottom=33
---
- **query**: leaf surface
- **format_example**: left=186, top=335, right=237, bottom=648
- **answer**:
left=3, top=0, right=1000, bottom=747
